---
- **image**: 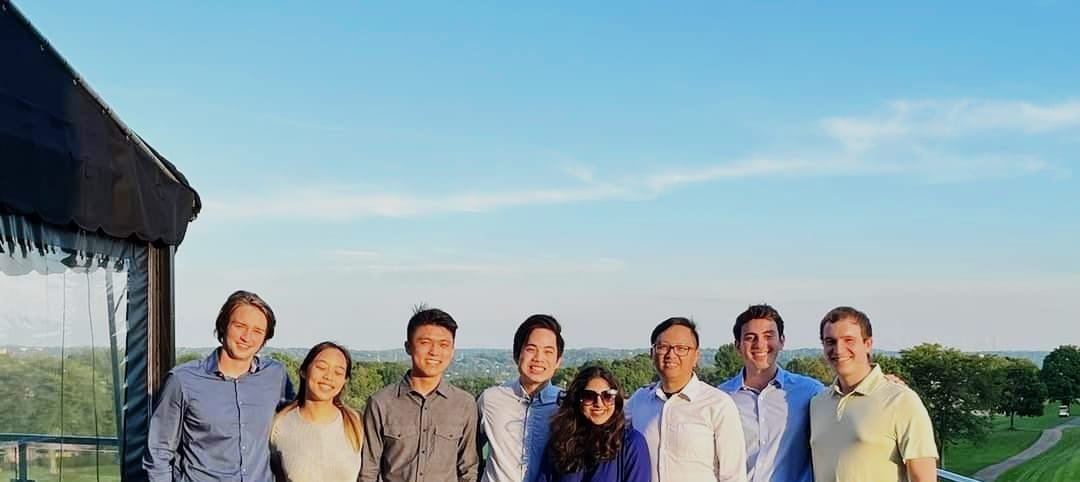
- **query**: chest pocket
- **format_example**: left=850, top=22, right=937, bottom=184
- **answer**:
left=676, top=422, right=715, bottom=465
left=383, top=423, right=418, bottom=454
left=431, top=423, right=462, bottom=467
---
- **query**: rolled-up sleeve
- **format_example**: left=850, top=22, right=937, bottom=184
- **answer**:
left=143, top=372, right=184, bottom=482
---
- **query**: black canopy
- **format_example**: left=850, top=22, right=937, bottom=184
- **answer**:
left=0, top=0, right=200, bottom=246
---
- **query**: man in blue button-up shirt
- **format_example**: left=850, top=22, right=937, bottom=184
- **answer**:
left=718, top=304, right=824, bottom=482
left=477, top=314, right=565, bottom=482
left=144, top=290, right=294, bottom=482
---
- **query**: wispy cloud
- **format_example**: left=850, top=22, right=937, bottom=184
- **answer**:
left=323, top=250, right=626, bottom=276
left=642, top=158, right=827, bottom=193
left=204, top=97, right=1075, bottom=221
left=822, top=98, right=1080, bottom=151
left=204, top=183, right=628, bottom=221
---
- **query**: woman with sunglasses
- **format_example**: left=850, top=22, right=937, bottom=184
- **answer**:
left=270, top=341, right=363, bottom=482
left=538, top=366, right=650, bottom=482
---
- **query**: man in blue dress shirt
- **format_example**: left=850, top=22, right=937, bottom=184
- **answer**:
left=144, top=290, right=294, bottom=482
left=477, top=314, right=565, bottom=482
left=718, top=304, right=824, bottom=482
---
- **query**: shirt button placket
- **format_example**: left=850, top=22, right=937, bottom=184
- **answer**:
left=235, top=378, right=245, bottom=479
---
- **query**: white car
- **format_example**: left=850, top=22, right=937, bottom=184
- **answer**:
left=1060, top=405, right=1071, bottom=418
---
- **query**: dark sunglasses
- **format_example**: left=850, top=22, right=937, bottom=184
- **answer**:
left=580, top=388, right=619, bottom=405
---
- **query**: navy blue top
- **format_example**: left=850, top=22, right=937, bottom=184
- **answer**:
left=537, top=428, right=650, bottom=482
left=143, top=349, right=294, bottom=482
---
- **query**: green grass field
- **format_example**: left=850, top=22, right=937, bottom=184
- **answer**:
left=0, top=464, right=120, bottom=482
left=0, top=450, right=120, bottom=482
left=942, top=402, right=1078, bottom=476
left=996, top=427, right=1080, bottom=482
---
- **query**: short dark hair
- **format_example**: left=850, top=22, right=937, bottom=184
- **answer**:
left=650, top=317, right=700, bottom=347
left=733, top=304, right=785, bottom=344
left=214, top=290, right=276, bottom=344
left=513, top=314, right=565, bottom=360
left=407, top=307, right=458, bottom=341
left=819, top=306, right=872, bottom=340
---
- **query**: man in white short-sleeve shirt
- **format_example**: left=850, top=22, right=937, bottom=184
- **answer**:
left=626, top=317, right=747, bottom=482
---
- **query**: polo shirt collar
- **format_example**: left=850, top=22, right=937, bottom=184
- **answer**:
left=829, top=364, right=884, bottom=396
left=853, top=364, right=885, bottom=395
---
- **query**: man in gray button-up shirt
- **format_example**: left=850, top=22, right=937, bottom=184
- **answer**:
left=360, top=307, right=479, bottom=482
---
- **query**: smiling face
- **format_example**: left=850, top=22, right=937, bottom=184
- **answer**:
left=406, top=324, right=455, bottom=379
left=651, top=325, right=700, bottom=385
left=517, top=328, right=562, bottom=388
left=581, top=377, right=616, bottom=426
left=822, top=318, right=873, bottom=380
left=737, top=317, right=785, bottom=373
left=304, top=347, right=348, bottom=403
left=222, top=304, right=268, bottom=364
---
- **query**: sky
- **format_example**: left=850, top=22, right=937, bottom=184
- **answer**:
left=15, top=1, right=1080, bottom=352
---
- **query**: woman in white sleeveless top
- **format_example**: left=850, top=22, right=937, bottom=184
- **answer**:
left=271, top=341, right=363, bottom=482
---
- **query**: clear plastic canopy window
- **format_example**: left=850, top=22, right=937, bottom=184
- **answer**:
left=1, top=213, right=149, bottom=482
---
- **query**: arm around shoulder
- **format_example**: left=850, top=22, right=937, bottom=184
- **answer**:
left=280, top=367, right=296, bottom=406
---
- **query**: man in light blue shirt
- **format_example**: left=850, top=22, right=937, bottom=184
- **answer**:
left=477, top=314, right=565, bottom=482
left=718, top=304, right=824, bottom=482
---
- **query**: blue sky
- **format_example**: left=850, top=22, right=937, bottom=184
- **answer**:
left=17, top=1, right=1080, bottom=351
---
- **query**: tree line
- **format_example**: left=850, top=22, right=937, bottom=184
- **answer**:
left=5, top=344, right=1079, bottom=457
left=703, top=343, right=1078, bottom=455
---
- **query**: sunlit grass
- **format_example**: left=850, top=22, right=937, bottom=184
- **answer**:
left=942, top=402, right=1078, bottom=476
left=997, top=428, right=1080, bottom=482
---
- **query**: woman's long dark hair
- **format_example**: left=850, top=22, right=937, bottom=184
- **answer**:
left=276, top=341, right=363, bottom=451
left=546, top=366, right=627, bottom=474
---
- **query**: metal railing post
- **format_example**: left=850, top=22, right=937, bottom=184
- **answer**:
left=14, top=440, right=33, bottom=482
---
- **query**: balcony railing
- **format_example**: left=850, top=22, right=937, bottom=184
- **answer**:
left=2, top=433, right=985, bottom=482
left=1, top=433, right=119, bottom=482
left=938, top=468, right=984, bottom=482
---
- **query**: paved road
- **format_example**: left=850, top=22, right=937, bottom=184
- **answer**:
left=973, top=417, right=1080, bottom=481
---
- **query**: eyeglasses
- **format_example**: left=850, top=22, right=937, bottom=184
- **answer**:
left=580, top=388, right=619, bottom=405
left=652, top=343, right=695, bottom=357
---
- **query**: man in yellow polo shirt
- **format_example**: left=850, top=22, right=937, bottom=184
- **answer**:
left=809, top=306, right=938, bottom=482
